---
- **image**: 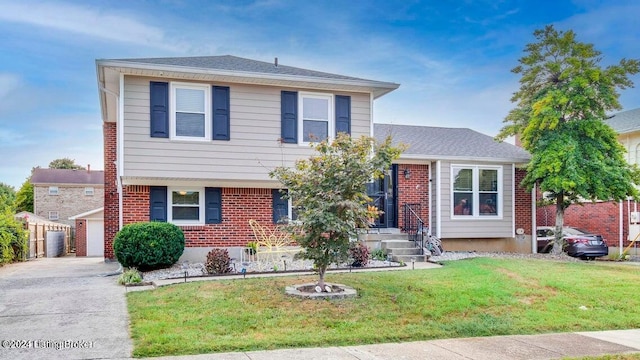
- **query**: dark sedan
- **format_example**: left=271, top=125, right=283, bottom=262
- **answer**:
left=536, top=226, right=608, bottom=260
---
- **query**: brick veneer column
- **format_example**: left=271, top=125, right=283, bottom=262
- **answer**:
left=514, top=168, right=532, bottom=235
left=103, top=122, right=118, bottom=260
left=75, top=219, right=87, bottom=256
left=397, top=164, right=429, bottom=230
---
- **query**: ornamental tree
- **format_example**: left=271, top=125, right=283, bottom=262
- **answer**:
left=497, top=25, right=640, bottom=254
left=270, top=133, right=403, bottom=288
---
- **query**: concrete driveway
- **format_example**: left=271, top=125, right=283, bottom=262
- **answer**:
left=0, top=256, right=132, bottom=360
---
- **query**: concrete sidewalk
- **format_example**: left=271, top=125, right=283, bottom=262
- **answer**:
left=144, top=329, right=640, bottom=360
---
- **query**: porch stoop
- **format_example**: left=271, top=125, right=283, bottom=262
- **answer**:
left=358, top=231, right=428, bottom=262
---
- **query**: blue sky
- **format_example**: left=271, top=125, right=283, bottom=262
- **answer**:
left=1, top=0, right=639, bottom=189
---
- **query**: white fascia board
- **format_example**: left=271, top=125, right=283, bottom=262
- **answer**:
left=398, top=153, right=530, bottom=164
left=69, top=207, right=104, bottom=220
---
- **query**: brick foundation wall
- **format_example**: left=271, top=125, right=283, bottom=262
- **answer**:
left=75, top=219, right=87, bottom=256
left=122, top=186, right=274, bottom=247
left=104, top=122, right=118, bottom=259
left=397, top=164, right=429, bottom=229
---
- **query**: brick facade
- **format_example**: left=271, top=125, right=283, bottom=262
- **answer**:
left=104, top=122, right=118, bottom=259
left=396, top=164, right=429, bottom=229
left=33, top=184, right=104, bottom=227
left=75, top=219, right=87, bottom=256
left=514, top=168, right=532, bottom=235
left=121, top=186, right=273, bottom=248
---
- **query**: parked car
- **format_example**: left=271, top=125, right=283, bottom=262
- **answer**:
left=536, top=226, right=608, bottom=260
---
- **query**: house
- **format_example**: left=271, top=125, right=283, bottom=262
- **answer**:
left=95, top=55, right=536, bottom=262
left=95, top=55, right=400, bottom=261
left=537, top=108, right=640, bottom=252
left=374, top=124, right=533, bottom=253
left=31, top=168, right=104, bottom=228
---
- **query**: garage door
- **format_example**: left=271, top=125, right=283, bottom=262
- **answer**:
left=86, top=219, right=104, bottom=257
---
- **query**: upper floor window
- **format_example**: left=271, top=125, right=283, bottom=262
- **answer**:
left=171, top=83, right=210, bottom=140
left=49, top=186, right=59, bottom=195
left=85, top=187, right=94, bottom=196
left=48, top=211, right=59, bottom=220
left=300, top=93, right=333, bottom=143
left=452, top=165, right=501, bottom=218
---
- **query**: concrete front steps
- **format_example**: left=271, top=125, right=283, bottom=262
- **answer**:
left=359, top=231, right=429, bottom=262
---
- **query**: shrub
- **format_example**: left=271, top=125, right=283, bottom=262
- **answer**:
left=349, top=241, right=370, bottom=267
left=371, top=248, right=387, bottom=261
left=0, top=209, right=28, bottom=265
left=206, top=248, right=232, bottom=274
left=113, top=222, right=185, bottom=271
left=117, top=268, right=143, bottom=285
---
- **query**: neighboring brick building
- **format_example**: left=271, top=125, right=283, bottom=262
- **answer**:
left=31, top=168, right=104, bottom=228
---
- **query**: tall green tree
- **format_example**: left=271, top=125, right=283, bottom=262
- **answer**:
left=15, top=178, right=34, bottom=213
left=49, top=158, right=85, bottom=170
left=497, top=25, right=640, bottom=254
left=270, top=133, right=403, bottom=288
left=0, top=183, right=16, bottom=212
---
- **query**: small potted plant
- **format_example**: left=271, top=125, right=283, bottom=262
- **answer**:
left=245, top=241, right=258, bottom=255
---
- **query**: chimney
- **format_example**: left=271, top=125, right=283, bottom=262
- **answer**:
left=87, top=164, right=91, bottom=173
left=274, top=57, right=278, bottom=67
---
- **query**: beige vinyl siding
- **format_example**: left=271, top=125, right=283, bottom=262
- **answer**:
left=122, top=76, right=371, bottom=182
left=439, top=161, right=514, bottom=238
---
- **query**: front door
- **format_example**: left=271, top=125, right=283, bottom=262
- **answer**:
left=367, top=165, right=397, bottom=228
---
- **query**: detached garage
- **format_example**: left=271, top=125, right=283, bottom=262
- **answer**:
left=70, top=208, right=104, bottom=257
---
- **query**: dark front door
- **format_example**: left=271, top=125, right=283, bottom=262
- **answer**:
left=366, top=165, right=397, bottom=228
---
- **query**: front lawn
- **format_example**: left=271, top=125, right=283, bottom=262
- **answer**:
left=127, top=258, right=640, bottom=357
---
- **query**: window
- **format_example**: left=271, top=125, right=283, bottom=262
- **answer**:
left=49, top=186, right=59, bottom=195
left=168, top=188, right=204, bottom=224
left=170, top=83, right=210, bottom=140
left=85, top=187, right=94, bottom=196
left=299, top=93, right=333, bottom=143
left=452, top=166, right=501, bottom=218
left=48, top=211, right=59, bottom=220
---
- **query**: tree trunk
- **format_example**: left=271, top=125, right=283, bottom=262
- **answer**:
left=552, top=193, right=565, bottom=255
left=317, top=266, right=327, bottom=290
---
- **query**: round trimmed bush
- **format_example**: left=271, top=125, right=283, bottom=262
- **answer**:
left=113, top=222, right=185, bottom=271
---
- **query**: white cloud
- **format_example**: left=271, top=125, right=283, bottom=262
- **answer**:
left=0, top=1, right=184, bottom=51
left=0, top=73, right=21, bottom=100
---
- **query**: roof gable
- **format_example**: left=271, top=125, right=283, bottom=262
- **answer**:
left=374, top=124, right=530, bottom=163
left=31, top=168, right=104, bottom=185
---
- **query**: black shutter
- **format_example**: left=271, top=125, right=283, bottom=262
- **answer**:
left=150, top=82, right=169, bottom=138
left=281, top=91, right=298, bottom=143
left=149, top=186, right=167, bottom=222
left=335, top=95, right=351, bottom=135
left=272, top=189, right=288, bottom=223
left=212, top=86, right=230, bottom=140
left=205, top=187, right=222, bottom=224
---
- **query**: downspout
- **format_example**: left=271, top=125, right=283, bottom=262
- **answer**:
left=436, top=160, right=442, bottom=238
left=532, top=182, right=537, bottom=253
left=619, top=201, right=623, bottom=256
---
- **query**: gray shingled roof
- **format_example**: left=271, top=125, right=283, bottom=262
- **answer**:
left=110, top=55, right=375, bottom=83
left=606, top=108, right=640, bottom=134
left=31, top=168, right=104, bottom=185
left=374, top=124, right=530, bottom=163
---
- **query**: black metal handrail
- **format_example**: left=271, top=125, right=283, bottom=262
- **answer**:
left=403, top=203, right=424, bottom=254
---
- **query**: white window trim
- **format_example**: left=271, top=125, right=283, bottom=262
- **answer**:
left=451, top=165, right=503, bottom=219
left=298, top=92, right=334, bottom=145
left=170, top=82, right=211, bottom=141
left=48, top=211, right=59, bottom=220
left=85, top=187, right=94, bottom=196
left=167, top=187, right=205, bottom=225
left=49, top=186, right=59, bottom=195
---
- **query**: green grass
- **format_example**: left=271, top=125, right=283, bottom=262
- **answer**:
left=127, top=258, right=640, bottom=357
